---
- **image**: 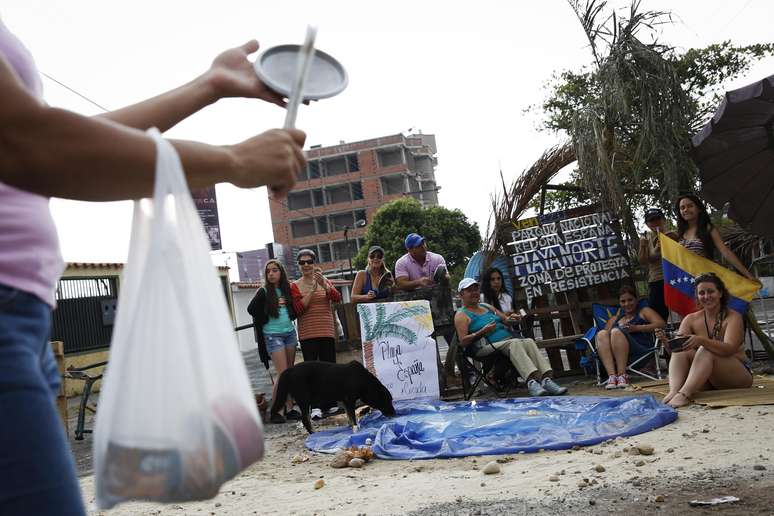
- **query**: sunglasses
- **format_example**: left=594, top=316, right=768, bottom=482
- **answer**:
left=298, top=259, right=315, bottom=265
left=369, top=253, right=384, bottom=259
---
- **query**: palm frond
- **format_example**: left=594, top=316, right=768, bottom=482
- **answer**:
left=373, top=324, right=418, bottom=346
left=485, top=143, right=576, bottom=254
left=381, top=305, right=427, bottom=327
left=357, top=304, right=374, bottom=341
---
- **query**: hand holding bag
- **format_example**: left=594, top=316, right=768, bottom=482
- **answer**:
left=94, top=129, right=264, bottom=509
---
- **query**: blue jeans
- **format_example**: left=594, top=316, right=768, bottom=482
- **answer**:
left=0, top=284, right=86, bottom=515
left=264, top=331, right=298, bottom=354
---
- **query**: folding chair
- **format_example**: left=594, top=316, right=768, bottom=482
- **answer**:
left=452, top=333, right=520, bottom=400
left=576, top=301, right=664, bottom=385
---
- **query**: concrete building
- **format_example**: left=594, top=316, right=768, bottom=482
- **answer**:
left=268, top=132, right=440, bottom=279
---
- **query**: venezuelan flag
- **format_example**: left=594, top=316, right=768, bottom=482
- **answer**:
left=659, top=233, right=759, bottom=316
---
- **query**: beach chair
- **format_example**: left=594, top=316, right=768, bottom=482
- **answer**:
left=453, top=333, right=520, bottom=400
left=577, top=300, right=664, bottom=384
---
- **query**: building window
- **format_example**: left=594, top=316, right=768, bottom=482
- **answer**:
left=347, top=153, right=360, bottom=172
left=287, top=191, right=312, bottom=211
left=312, top=188, right=324, bottom=207
left=332, top=240, right=351, bottom=261
left=377, top=148, right=403, bottom=168
left=351, top=182, right=364, bottom=200
left=315, top=216, right=329, bottom=234
left=326, top=184, right=351, bottom=204
left=380, top=175, right=405, bottom=195
left=291, top=219, right=316, bottom=238
left=308, top=160, right=321, bottom=179
left=318, top=242, right=333, bottom=263
left=324, top=156, right=348, bottom=176
left=330, top=212, right=355, bottom=231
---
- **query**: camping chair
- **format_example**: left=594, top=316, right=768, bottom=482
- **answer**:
left=576, top=300, right=664, bottom=385
left=452, top=333, right=520, bottom=400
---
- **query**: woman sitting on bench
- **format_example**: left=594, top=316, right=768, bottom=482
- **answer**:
left=454, top=278, right=568, bottom=397
left=596, top=285, right=665, bottom=389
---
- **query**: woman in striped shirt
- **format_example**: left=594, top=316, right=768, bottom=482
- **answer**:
left=675, top=194, right=756, bottom=281
left=293, top=249, right=342, bottom=417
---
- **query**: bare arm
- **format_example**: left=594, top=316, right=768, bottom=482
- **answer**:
left=685, top=311, right=744, bottom=356
left=638, top=237, right=649, bottom=266
left=710, top=227, right=756, bottom=281
left=395, top=276, right=432, bottom=290
left=98, top=40, right=285, bottom=132
left=350, top=271, right=372, bottom=303
left=628, top=307, right=665, bottom=333
left=0, top=53, right=304, bottom=201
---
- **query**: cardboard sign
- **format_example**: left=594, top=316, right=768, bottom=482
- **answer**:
left=510, top=208, right=629, bottom=305
left=357, top=300, right=439, bottom=401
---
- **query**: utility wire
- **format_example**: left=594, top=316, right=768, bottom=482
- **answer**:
left=40, top=72, right=109, bottom=112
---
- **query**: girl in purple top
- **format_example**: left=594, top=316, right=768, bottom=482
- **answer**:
left=0, top=16, right=306, bottom=515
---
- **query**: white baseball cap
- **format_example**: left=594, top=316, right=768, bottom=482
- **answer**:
left=457, top=277, right=479, bottom=292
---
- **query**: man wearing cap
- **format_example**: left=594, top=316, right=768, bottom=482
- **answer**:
left=394, top=233, right=449, bottom=291
left=639, top=208, right=678, bottom=321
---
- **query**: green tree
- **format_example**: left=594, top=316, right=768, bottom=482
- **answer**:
left=530, top=1, right=774, bottom=222
left=352, top=197, right=481, bottom=278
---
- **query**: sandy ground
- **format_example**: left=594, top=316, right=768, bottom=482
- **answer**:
left=77, top=378, right=774, bottom=516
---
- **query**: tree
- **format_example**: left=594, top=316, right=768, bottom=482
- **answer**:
left=530, top=1, right=774, bottom=223
left=352, top=197, right=481, bottom=279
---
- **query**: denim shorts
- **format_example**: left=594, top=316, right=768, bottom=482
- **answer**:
left=264, top=331, right=298, bottom=354
left=0, top=283, right=86, bottom=515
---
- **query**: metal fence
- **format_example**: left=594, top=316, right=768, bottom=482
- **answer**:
left=51, top=276, right=118, bottom=354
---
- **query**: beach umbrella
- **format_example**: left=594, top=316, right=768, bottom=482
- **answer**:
left=691, top=73, right=774, bottom=238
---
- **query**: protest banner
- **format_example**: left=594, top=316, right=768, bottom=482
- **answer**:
left=191, top=187, right=222, bottom=250
left=357, top=300, right=439, bottom=401
left=509, top=208, right=629, bottom=306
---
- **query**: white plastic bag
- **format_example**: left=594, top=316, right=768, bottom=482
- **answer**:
left=94, top=129, right=263, bottom=510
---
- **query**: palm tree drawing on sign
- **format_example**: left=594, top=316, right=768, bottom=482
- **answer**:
left=358, top=303, right=426, bottom=371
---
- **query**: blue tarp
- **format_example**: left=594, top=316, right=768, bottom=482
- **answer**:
left=305, top=396, right=677, bottom=459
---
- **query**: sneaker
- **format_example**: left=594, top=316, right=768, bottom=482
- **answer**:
left=325, top=406, right=341, bottom=417
left=616, top=375, right=629, bottom=389
left=269, top=412, right=286, bottom=424
left=605, top=375, right=618, bottom=390
left=310, top=408, right=323, bottom=420
left=527, top=379, right=548, bottom=397
left=285, top=408, right=302, bottom=421
left=541, top=377, right=568, bottom=396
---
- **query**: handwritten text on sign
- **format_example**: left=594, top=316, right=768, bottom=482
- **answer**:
left=510, top=209, right=629, bottom=304
left=357, top=300, right=439, bottom=401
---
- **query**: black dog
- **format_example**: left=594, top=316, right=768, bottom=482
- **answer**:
left=270, top=360, right=396, bottom=434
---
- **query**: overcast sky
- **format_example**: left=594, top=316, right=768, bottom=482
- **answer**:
left=3, top=1, right=773, bottom=273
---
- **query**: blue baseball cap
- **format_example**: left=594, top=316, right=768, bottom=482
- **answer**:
left=404, top=233, right=425, bottom=249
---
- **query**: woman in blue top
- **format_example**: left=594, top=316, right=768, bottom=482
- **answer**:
left=595, top=285, right=665, bottom=390
left=247, top=259, right=303, bottom=423
left=454, top=278, right=567, bottom=397
left=350, top=245, right=394, bottom=303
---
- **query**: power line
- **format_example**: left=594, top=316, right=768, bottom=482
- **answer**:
left=40, top=72, right=108, bottom=112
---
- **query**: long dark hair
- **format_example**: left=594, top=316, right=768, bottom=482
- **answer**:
left=264, top=259, right=291, bottom=319
left=675, top=193, right=715, bottom=259
left=481, top=267, right=511, bottom=312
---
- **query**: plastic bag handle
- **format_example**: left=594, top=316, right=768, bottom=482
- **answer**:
left=147, top=128, right=190, bottom=205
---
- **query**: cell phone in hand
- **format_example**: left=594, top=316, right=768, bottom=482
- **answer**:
left=667, top=336, right=690, bottom=352
left=519, top=309, right=527, bottom=317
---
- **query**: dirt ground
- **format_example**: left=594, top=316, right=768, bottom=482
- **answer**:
left=74, top=373, right=774, bottom=516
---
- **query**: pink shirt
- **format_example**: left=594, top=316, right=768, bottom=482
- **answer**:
left=394, top=250, right=446, bottom=283
left=0, top=19, right=64, bottom=307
